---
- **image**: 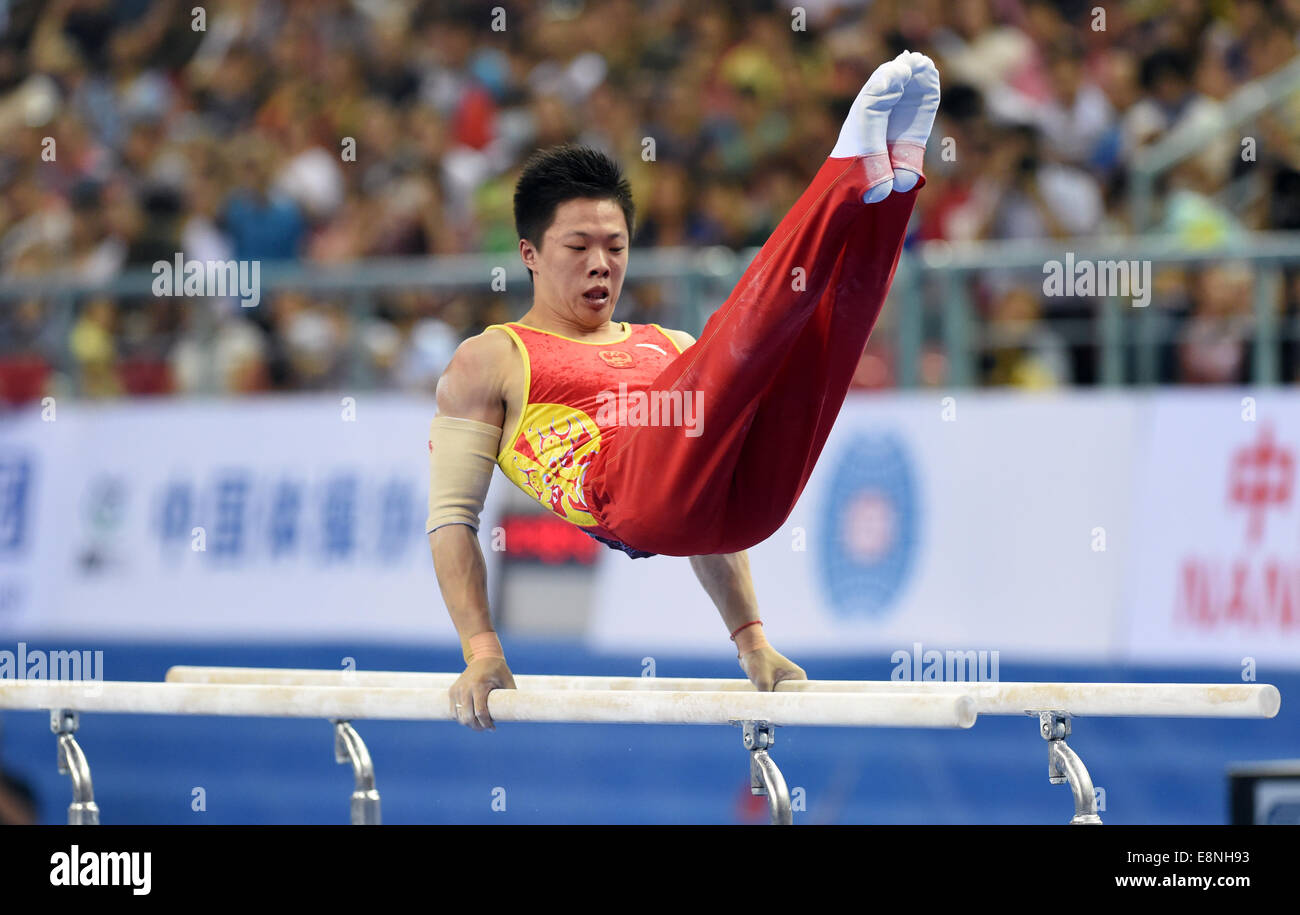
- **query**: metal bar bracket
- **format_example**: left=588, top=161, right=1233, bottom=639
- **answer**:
left=333, top=720, right=381, bottom=825
left=51, top=709, right=99, bottom=825
left=1035, top=710, right=1102, bottom=825
left=731, top=719, right=792, bottom=825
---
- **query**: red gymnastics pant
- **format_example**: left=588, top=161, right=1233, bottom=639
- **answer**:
left=584, top=155, right=920, bottom=556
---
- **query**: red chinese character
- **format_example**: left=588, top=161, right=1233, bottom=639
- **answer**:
left=1229, top=425, right=1293, bottom=543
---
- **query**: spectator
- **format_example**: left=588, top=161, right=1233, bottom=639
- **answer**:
left=982, top=124, right=1104, bottom=240
left=982, top=285, right=1072, bottom=388
left=1177, top=263, right=1254, bottom=384
left=220, top=136, right=305, bottom=262
left=69, top=297, right=122, bottom=398
left=0, top=0, right=1292, bottom=397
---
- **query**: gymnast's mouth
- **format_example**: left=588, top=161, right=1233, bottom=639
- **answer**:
left=582, top=286, right=610, bottom=303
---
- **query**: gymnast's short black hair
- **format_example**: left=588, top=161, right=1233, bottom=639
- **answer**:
left=513, top=144, right=636, bottom=277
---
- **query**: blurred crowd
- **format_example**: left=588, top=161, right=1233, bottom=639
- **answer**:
left=2, top=0, right=1300, bottom=402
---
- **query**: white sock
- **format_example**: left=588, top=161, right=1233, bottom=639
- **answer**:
left=886, top=51, right=940, bottom=192
left=830, top=58, right=911, bottom=203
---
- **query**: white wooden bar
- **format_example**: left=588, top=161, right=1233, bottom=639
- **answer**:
left=0, top=680, right=977, bottom=728
left=164, top=667, right=1282, bottom=719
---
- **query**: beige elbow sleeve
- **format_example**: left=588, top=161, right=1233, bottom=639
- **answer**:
left=425, top=415, right=502, bottom=535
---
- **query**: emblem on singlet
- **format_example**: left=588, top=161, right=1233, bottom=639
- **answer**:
left=598, top=350, right=634, bottom=368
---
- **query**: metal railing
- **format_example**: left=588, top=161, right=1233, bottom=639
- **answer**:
left=3, top=233, right=1300, bottom=393
left=897, top=233, right=1300, bottom=387
left=0, top=249, right=743, bottom=395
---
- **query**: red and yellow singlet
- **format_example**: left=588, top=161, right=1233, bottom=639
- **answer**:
left=488, top=320, right=684, bottom=556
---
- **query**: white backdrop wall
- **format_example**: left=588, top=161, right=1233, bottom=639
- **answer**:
left=589, top=391, right=1300, bottom=669
left=3, top=390, right=1296, bottom=669
left=0, top=395, right=488, bottom=643
left=1123, top=394, right=1300, bottom=668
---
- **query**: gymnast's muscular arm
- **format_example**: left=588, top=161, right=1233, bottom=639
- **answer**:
left=661, top=328, right=808, bottom=691
left=429, top=331, right=517, bottom=731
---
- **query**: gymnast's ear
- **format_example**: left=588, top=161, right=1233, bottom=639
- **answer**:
left=519, top=236, right=541, bottom=283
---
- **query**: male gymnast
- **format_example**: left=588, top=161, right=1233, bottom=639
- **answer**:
left=428, top=52, right=939, bottom=730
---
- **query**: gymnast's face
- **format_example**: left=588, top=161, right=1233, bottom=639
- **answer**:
left=524, top=197, right=627, bottom=328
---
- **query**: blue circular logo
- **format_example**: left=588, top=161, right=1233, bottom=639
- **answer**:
left=817, top=433, right=919, bottom=619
